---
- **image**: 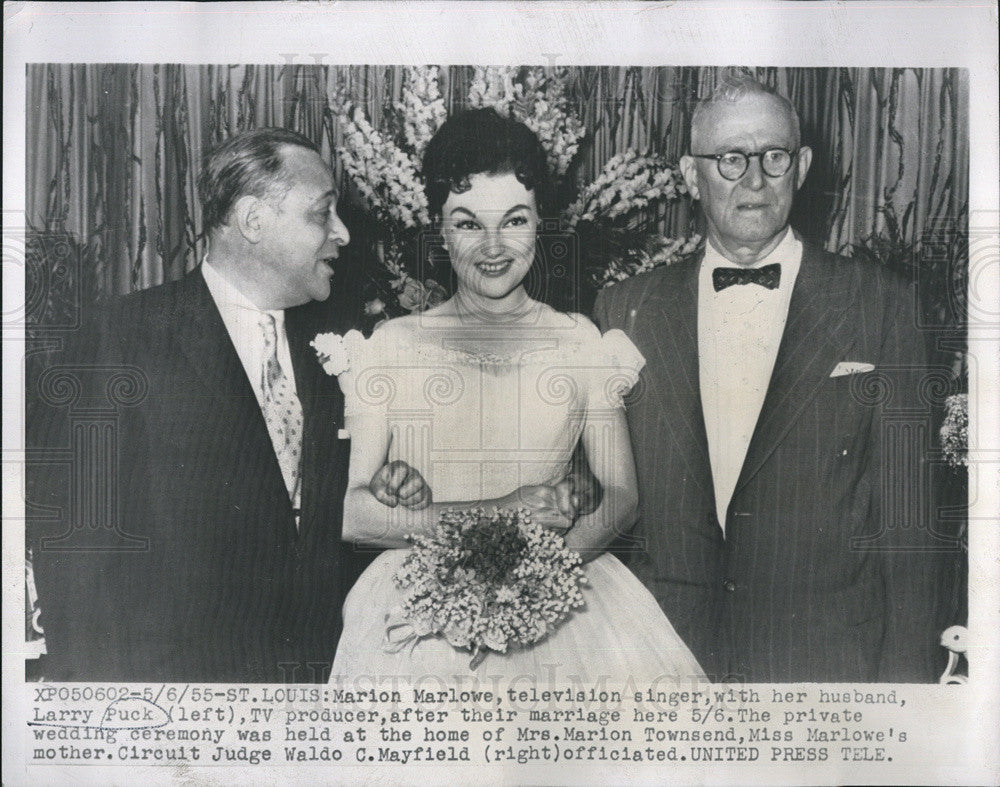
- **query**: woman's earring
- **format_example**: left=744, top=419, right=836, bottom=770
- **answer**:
left=435, top=219, right=450, bottom=258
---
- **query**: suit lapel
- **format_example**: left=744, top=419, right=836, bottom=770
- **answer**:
left=285, top=301, right=346, bottom=545
left=173, top=270, right=262, bottom=406
left=733, top=244, right=856, bottom=497
left=285, top=308, right=319, bottom=418
left=641, top=260, right=714, bottom=501
left=174, top=269, right=297, bottom=533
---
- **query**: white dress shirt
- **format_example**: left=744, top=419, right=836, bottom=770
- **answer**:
left=202, top=261, right=298, bottom=406
left=202, top=261, right=301, bottom=509
left=698, top=228, right=802, bottom=533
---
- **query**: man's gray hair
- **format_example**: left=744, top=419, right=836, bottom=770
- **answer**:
left=689, top=72, right=801, bottom=151
left=198, top=127, right=321, bottom=234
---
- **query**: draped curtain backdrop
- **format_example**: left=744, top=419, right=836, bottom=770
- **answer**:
left=25, top=64, right=968, bottom=326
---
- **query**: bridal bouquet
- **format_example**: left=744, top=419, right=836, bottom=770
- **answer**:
left=386, top=508, right=587, bottom=669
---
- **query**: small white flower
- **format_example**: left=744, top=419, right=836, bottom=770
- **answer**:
left=311, top=332, right=351, bottom=376
left=482, top=628, right=509, bottom=652
left=495, top=586, right=519, bottom=604
left=443, top=622, right=471, bottom=649
left=364, top=298, right=386, bottom=316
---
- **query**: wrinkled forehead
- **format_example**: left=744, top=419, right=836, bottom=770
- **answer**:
left=691, top=94, right=799, bottom=152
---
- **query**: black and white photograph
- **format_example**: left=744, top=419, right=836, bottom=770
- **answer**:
left=4, top=2, right=998, bottom=785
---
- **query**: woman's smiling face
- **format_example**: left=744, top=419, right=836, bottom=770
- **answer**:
left=441, top=172, right=539, bottom=306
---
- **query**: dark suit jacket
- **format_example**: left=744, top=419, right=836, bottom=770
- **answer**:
left=594, top=243, right=947, bottom=682
left=29, top=269, right=359, bottom=682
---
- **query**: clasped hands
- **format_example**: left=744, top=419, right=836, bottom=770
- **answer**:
left=368, top=460, right=600, bottom=531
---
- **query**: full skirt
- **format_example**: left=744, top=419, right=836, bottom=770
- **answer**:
left=332, top=549, right=707, bottom=688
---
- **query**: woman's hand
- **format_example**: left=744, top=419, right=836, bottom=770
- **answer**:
left=368, top=460, right=432, bottom=510
left=500, top=482, right=577, bottom=532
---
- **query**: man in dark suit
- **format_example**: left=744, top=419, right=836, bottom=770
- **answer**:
left=595, top=77, right=947, bottom=682
left=29, top=128, right=428, bottom=682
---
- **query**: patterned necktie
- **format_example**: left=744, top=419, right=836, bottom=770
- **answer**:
left=712, top=262, right=781, bottom=292
left=259, top=313, right=303, bottom=507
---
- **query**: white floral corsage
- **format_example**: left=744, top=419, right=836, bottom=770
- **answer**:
left=310, top=332, right=352, bottom=376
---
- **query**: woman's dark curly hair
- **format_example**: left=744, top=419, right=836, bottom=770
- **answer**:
left=422, top=108, right=550, bottom=220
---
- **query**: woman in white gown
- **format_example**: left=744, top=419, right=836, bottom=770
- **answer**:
left=331, top=109, right=705, bottom=686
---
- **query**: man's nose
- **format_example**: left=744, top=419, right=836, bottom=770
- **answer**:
left=328, top=210, right=351, bottom=246
left=741, top=156, right=766, bottom=189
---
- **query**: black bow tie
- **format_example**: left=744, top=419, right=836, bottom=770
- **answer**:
left=712, top=262, right=781, bottom=292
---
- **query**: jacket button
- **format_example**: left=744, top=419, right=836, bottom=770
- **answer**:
left=723, top=579, right=736, bottom=593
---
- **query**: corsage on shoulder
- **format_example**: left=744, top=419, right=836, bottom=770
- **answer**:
left=311, top=332, right=352, bottom=376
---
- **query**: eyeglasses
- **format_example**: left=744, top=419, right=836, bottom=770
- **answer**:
left=690, top=148, right=798, bottom=181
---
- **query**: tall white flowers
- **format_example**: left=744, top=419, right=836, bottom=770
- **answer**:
left=564, top=150, right=688, bottom=229
left=467, top=66, right=585, bottom=176
left=594, top=234, right=705, bottom=288
left=334, top=66, right=444, bottom=236
left=397, top=66, right=448, bottom=160
left=336, top=103, right=430, bottom=228
left=467, top=66, right=519, bottom=118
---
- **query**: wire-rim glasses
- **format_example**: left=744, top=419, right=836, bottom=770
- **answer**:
left=690, top=148, right=798, bottom=181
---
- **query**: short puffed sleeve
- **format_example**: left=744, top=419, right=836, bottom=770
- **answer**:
left=334, top=328, right=396, bottom=419
left=587, top=328, right=646, bottom=410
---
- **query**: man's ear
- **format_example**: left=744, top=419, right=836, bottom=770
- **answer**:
left=678, top=155, right=700, bottom=201
left=795, top=146, right=813, bottom=190
left=232, top=195, right=265, bottom=243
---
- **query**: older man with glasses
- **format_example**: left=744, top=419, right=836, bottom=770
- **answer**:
left=595, top=75, right=946, bottom=683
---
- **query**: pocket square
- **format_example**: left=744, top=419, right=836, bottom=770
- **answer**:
left=337, top=428, right=350, bottom=440
left=830, top=362, right=875, bottom=378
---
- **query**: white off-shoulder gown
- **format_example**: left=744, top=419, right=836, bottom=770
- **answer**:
left=331, top=312, right=707, bottom=686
